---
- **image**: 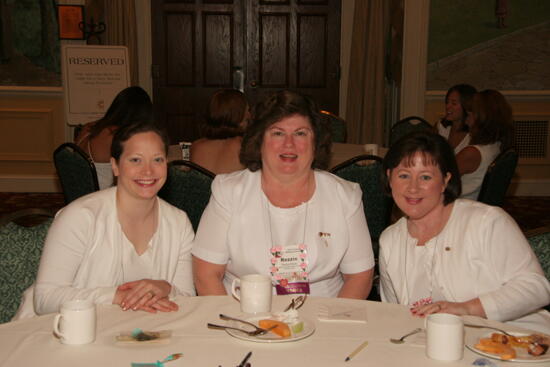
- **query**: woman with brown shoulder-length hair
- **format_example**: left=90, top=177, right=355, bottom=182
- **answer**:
left=456, top=89, right=514, bottom=200
left=190, top=89, right=250, bottom=174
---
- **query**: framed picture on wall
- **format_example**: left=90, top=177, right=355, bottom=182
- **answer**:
left=57, top=5, right=85, bottom=40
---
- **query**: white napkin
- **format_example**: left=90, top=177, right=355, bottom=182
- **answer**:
left=318, top=304, right=368, bottom=323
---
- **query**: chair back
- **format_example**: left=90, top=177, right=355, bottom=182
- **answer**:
left=158, top=160, right=215, bottom=231
left=320, top=110, right=347, bottom=143
left=0, top=209, right=53, bottom=323
left=53, top=143, right=100, bottom=204
left=389, top=116, right=433, bottom=146
left=477, top=148, right=518, bottom=207
left=526, top=225, right=550, bottom=281
left=330, top=155, right=392, bottom=251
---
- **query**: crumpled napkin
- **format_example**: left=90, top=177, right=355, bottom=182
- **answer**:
left=318, top=304, right=367, bottom=323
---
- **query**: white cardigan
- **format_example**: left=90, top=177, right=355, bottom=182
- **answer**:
left=192, top=169, right=375, bottom=297
left=379, top=199, right=550, bottom=333
left=17, top=187, right=195, bottom=317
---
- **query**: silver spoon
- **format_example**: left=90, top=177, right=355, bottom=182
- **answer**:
left=390, top=327, right=423, bottom=344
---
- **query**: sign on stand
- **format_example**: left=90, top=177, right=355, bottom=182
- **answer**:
left=61, top=45, right=130, bottom=126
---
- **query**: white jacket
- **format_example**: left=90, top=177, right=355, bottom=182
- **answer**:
left=380, top=199, right=550, bottom=333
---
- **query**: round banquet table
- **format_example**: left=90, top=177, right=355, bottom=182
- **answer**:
left=0, top=295, right=547, bottom=367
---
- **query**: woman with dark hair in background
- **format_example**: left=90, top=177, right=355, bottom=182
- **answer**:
left=379, top=131, right=550, bottom=333
left=192, top=90, right=374, bottom=299
left=457, top=89, right=514, bottom=200
left=75, top=86, right=153, bottom=189
left=436, top=84, right=477, bottom=153
left=190, top=89, right=250, bottom=174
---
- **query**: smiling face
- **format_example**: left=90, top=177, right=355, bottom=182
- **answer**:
left=260, top=114, right=315, bottom=179
left=445, top=91, right=464, bottom=123
left=111, top=131, right=167, bottom=201
left=388, top=152, right=451, bottom=222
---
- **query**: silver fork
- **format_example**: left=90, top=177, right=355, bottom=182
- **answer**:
left=464, top=323, right=514, bottom=337
left=219, top=314, right=261, bottom=330
left=207, top=323, right=275, bottom=336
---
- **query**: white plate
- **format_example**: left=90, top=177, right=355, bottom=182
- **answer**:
left=225, top=313, right=315, bottom=343
left=466, top=331, right=550, bottom=363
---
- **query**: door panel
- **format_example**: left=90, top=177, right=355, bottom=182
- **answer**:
left=152, top=0, right=339, bottom=143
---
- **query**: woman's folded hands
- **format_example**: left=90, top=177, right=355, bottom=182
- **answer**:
left=113, top=279, right=179, bottom=313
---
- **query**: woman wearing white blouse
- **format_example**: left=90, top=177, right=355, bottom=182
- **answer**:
left=25, top=122, right=195, bottom=316
left=379, top=131, right=550, bottom=333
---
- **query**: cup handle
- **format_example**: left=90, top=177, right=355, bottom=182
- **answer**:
left=53, top=314, right=64, bottom=338
left=231, top=278, right=241, bottom=301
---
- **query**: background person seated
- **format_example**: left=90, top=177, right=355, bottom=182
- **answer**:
left=190, top=89, right=250, bottom=174
left=379, top=131, right=550, bottom=333
left=16, top=122, right=195, bottom=318
left=75, top=86, right=153, bottom=189
left=436, top=84, right=477, bottom=154
left=456, top=89, right=514, bottom=200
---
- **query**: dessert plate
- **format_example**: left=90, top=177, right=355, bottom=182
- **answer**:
left=465, top=331, right=550, bottom=363
left=225, top=313, right=315, bottom=343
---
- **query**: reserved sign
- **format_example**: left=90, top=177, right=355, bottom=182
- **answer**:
left=61, top=45, right=130, bottom=125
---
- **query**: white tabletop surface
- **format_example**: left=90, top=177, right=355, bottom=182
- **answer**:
left=0, top=295, right=547, bottom=367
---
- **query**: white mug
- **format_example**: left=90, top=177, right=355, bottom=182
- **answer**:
left=53, top=300, right=96, bottom=345
left=363, top=143, right=379, bottom=156
left=231, top=274, right=272, bottom=314
left=425, top=313, right=464, bottom=361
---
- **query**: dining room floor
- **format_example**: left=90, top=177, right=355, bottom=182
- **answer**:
left=0, top=192, right=549, bottom=233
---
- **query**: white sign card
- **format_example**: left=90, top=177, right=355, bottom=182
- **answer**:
left=61, top=45, right=130, bottom=126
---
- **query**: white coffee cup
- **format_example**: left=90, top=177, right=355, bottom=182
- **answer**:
left=231, top=274, right=272, bottom=314
left=364, top=143, right=379, bottom=156
left=53, top=300, right=96, bottom=345
left=425, top=313, right=464, bottom=361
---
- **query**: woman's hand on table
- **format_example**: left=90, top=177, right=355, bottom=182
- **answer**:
left=410, top=298, right=486, bottom=318
left=113, top=279, right=176, bottom=312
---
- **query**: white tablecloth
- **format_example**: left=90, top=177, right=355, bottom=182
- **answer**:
left=0, top=296, right=546, bottom=367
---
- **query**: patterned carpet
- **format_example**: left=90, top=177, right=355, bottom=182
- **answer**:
left=0, top=192, right=548, bottom=233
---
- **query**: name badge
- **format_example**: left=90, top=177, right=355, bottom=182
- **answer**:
left=270, top=243, right=310, bottom=295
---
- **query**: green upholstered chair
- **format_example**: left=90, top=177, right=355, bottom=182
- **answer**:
left=158, top=160, right=215, bottom=231
left=53, top=142, right=100, bottom=205
left=331, top=155, right=392, bottom=301
left=526, top=225, right=550, bottom=281
left=330, top=154, right=392, bottom=253
left=477, top=148, right=518, bottom=207
left=389, top=116, right=433, bottom=147
left=320, top=110, right=347, bottom=143
left=0, top=209, right=54, bottom=323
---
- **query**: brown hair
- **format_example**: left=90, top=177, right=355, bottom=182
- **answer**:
left=240, top=90, right=331, bottom=171
left=382, top=131, right=461, bottom=205
left=469, top=89, right=514, bottom=151
left=441, top=84, right=477, bottom=129
left=111, top=121, right=169, bottom=162
left=201, top=89, right=248, bottom=139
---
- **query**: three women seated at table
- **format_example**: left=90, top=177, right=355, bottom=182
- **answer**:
left=192, top=90, right=375, bottom=299
left=379, top=131, right=550, bottom=333
left=75, top=86, right=153, bottom=190
left=22, top=90, right=548, bottom=334
left=26, top=121, right=195, bottom=316
left=190, top=89, right=250, bottom=174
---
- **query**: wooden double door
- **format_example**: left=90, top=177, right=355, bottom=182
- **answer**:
left=151, top=0, right=341, bottom=143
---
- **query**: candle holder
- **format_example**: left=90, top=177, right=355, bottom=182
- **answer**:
left=79, top=17, right=106, bottom=45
